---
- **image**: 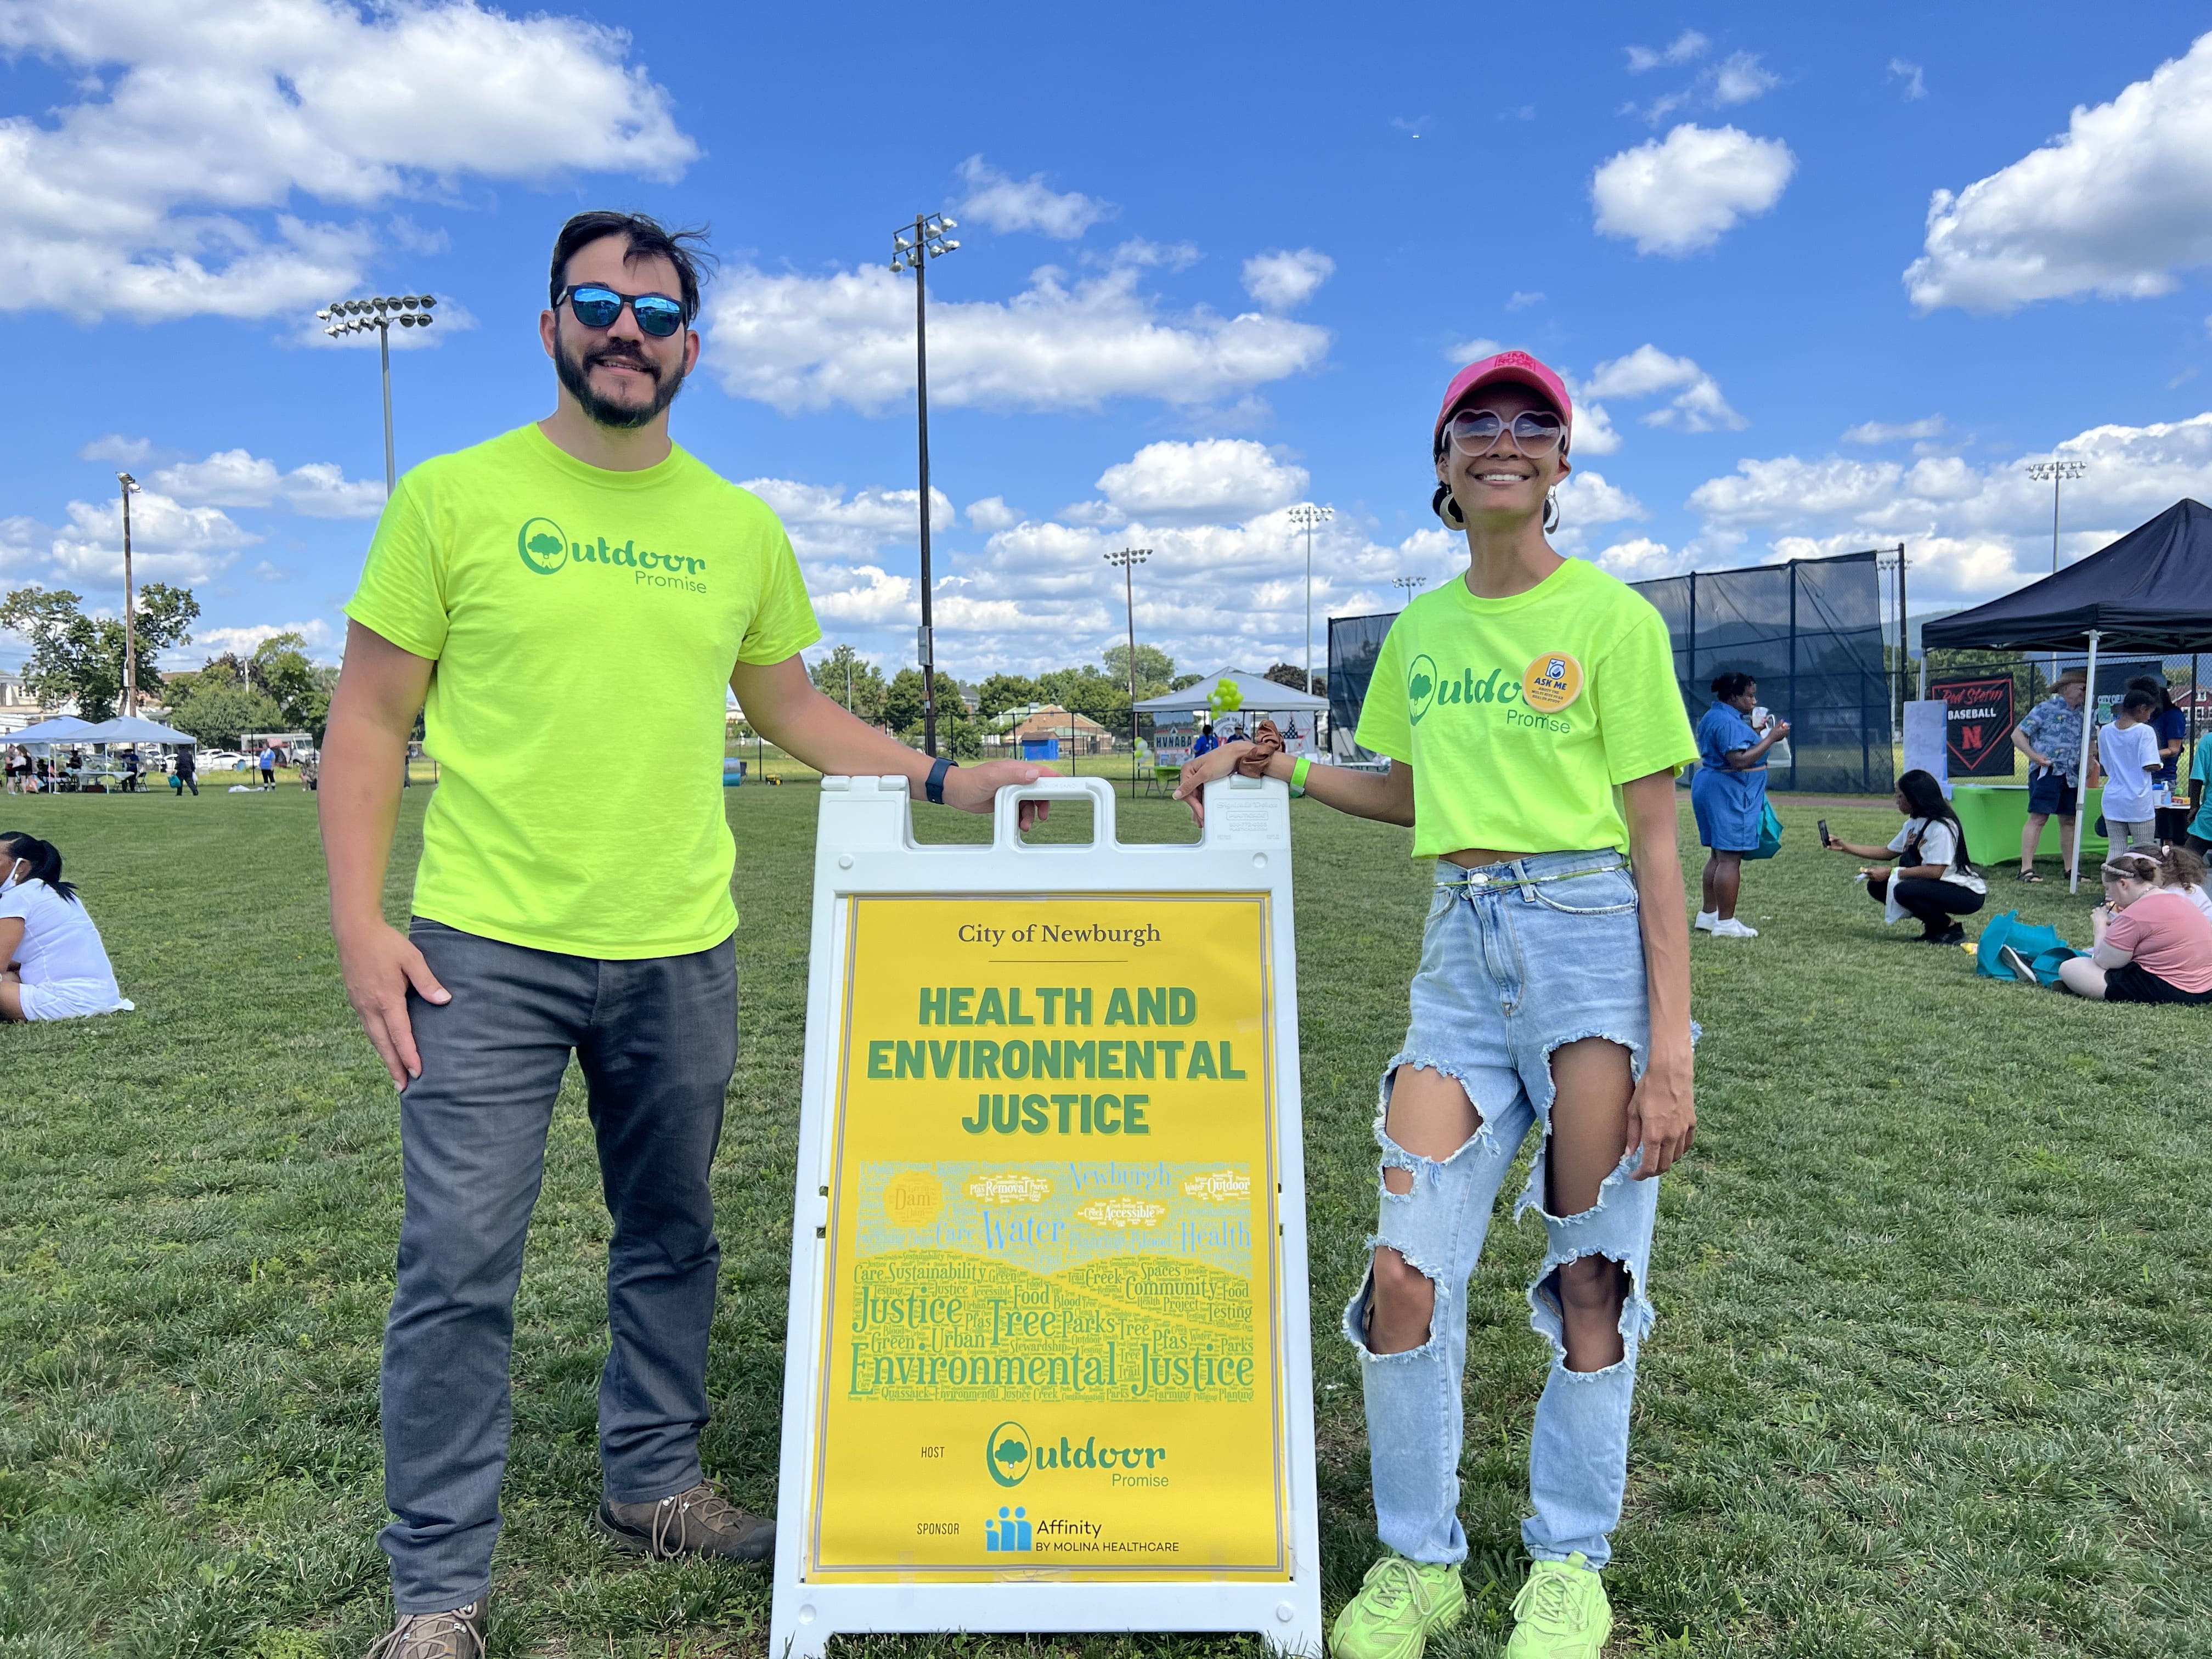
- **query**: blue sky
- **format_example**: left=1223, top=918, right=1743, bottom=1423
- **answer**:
left=7, top=2, right=2212, bottom=686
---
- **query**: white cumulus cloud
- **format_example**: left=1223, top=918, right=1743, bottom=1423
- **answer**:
left=151, top=449, right=385, bottom=519
left=1626, top=31, right=1708, bottom=72
left=704, top=262, right=1329, bottom=415
left=1581, top=345, right=1745, bottom=431
left=1091, top=441, right=1310, bottom=524
left=0, top=0, right=695, bottom=321
left=1686, top=412, right=2212, bottom=605
left=1592, top=124, right=1796, bottom=255
left=1842, top=416, right=1946, bottom=445
left=1904, top=31, right=2212, bottom=312
left=41, top=489, right=258, bottom=589
left=1241, top=249, right=1335, bottom=312
left=1713, top=53, right=1781, bottom=106
left=955, top=156, right=1114, bottom=239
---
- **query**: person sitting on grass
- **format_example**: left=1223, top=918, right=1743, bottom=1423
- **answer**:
left=0, top=832, right=134, bottom=1022
left=1177, top=348, right=1699, bottom=1659
left=1822, top=768, right=1988, bottom=945
left=2054, top=853, right=2212, bottom=1004
left=2154, top=843, right=2212, bottom=926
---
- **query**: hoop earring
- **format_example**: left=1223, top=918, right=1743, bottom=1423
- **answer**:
left=1432, top=483, right=1466, bottom=527
left=1542, top=489, right=1560, bottom=533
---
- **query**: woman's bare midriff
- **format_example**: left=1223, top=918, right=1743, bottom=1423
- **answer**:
left=1442, top=848, right=1542, bottom=868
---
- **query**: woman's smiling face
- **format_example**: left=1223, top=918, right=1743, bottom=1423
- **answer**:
left=1435, top=383, right=1570, bottom=529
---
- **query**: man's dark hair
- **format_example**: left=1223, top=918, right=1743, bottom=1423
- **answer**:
left=2120, top=689, right=2157, bottom=716
left=1710, top=670, right=1756, bottom=701
left=549, top=211, right=715, bottom=324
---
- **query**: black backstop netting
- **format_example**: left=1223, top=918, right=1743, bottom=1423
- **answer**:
left=1633, top=549, right=1891, bottom=794
left=1327, top=549, right=1892, bottom=792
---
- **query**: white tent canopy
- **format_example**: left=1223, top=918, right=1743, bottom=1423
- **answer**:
left=5, top=715, right=98, bottom=745
left=72, top=716, right=197, bottom=744
left=1132, top=668, right=1328, bottom=718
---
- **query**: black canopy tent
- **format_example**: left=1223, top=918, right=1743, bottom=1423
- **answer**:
left=1922, top=498, right=2212, bottom=888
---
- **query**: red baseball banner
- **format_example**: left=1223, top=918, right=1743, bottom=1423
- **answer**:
left=1931, top=674, right=2016, bottom=778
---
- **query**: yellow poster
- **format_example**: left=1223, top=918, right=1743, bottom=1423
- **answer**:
left=806, top=892, right=1288, bottom=1582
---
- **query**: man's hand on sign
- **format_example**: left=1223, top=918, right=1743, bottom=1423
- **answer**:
left=336, top=919, right=450, bottom=1087
left=942, top=760, right=1053, bottom=830
left=1171, top=744, right=1249, bottom=826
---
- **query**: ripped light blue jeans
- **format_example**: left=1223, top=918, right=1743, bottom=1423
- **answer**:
left=1347, top=850, right=1666, bottom=1572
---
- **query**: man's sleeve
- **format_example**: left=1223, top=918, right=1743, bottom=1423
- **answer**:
left=1595, top=603, right=1700, bottom=785
left=343, top=478, right=448, bottom=661
left=2192, top=736, right=2212, bottom=788
left=738, top=523, right=823, bottom=666
left=1352, top=618, right=1412, bottom=763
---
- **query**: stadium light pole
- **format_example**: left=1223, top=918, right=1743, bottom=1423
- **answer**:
left=889, top=211, right=960, bottom=756
left=1288, top=504, right=1333, bottom=695
left=117, top=472, right=139, bottom=716
left=1392, top=574, right=1426, bottom=603
left=315, top=293, right=437, bottom=494
left=1105, top=547, right=1151, bottom=792
left=2026, top=459, right=2087, bottom=687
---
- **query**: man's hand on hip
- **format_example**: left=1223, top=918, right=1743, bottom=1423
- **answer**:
left=336, top=919, right=450, bottom=1087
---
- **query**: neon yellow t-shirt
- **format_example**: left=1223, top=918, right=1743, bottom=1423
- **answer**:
left=345, top=424, right=821, bottom=958
left=1353, top=557, right=1696, bottom=858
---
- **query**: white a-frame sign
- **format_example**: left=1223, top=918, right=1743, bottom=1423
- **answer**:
left=771, top=775, right=1322, bottom=1656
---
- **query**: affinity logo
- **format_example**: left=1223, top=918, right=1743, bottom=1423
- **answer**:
left=985, top=1420, right=1031, bottom=1488
left=985, top=1505, right=1032, bottom=1551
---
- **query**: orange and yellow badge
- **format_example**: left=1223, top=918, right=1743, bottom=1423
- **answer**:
left=1521, top=652, right=1584, bottom=713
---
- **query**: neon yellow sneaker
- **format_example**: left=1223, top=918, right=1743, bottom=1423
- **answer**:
left=1328, top=1554, right=1466, bottom=1659
left=1506, top=1553, right=1611, bottom=1657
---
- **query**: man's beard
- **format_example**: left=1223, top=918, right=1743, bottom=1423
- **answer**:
left=555, top=319, right=685, bottom=430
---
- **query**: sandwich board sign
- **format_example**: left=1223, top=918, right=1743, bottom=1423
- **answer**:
left=771, top=774, right=1322, bottom=1656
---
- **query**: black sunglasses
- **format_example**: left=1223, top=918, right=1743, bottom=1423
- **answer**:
left=558, top=284, right=686, bottom=338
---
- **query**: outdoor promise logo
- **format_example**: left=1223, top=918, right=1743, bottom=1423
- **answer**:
left=986, top=1420, right=1030, bottom=1488
left=514, top=516, right=709, bottom=585
left=1407, top=653, right=1439, bottom=726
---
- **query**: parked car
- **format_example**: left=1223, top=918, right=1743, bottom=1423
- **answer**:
left=195, top=749, right=249, bottom=771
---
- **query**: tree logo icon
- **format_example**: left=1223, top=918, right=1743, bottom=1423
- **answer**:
left=516, top=516, right=569, bottom=575
left=1407, top=653, right=1439, bottom=725
left=984, top=1421, right=1031, bottom=1488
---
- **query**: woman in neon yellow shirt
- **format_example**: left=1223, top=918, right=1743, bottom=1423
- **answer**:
left=1177, top=351, right=1699, bottom=1659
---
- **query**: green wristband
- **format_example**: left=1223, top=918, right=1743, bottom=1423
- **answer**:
left=1290, top=755, right=1312, bottom=796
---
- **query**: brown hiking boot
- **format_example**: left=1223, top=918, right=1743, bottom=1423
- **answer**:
left=594, top=1479, right=774, bottom=1561
left=364, top=1598, right=486, bottom=1659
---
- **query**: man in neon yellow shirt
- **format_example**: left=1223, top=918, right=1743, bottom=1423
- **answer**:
left=320, top=212, right=1046, bottom=1658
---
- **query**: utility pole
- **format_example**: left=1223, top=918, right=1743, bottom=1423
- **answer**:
left=1105, top=548, right=1152, bottom=792
left=117, top=472, right=140, bottom=717
left=316, top=294, right=436, bottom=493
left=889, top=211, right=960, bottom=755
left=1288, top=504, right=1333, bottom=693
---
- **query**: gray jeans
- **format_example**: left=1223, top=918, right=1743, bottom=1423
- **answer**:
left=379, top=918, right=738, bottom=1612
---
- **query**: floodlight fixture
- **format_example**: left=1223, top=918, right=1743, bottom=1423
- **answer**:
left=311, top=286, right=436, bottom=494
left=883, top=210, right=963, bottom=755
left=1289, top=503, right=1336, bottom=696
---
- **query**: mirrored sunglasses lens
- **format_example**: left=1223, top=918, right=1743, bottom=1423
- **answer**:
left=1511, top=415, right=1564, bottom=452
left=633, top=297, right=685, bottom=337
left=569, top=288, right=622, bottom=327
left=1448, top=411, right=1504, bottom=447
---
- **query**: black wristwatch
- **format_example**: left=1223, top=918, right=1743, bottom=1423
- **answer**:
left=926, top=755, right=957, bottom=805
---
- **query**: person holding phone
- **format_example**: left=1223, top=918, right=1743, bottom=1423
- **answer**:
left=1823, top=769, right=1987, bottom=944
left=1690, top=672, right=1788, bottom=939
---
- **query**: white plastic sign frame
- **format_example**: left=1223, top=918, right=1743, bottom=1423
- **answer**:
left=770, top=774, right=1322, bottom=1657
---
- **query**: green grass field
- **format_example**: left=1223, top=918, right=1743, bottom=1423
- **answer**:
left=4, top=782, right=2209, bottom=1658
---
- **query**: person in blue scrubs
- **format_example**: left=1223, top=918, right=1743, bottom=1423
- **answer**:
left=1691, top=672, right=1790, bottom=939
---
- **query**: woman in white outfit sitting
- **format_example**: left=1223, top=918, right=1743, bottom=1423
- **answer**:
left=0, top=832, right=134, bottom=1021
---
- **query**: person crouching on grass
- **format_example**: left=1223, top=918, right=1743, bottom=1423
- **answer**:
left=1176, top=350, right=1697, bottom=1659
left=2053, top=853, right=2212, bottom=1003
left=321, top=210, right=1050, bottom=1659
left=1822, top=768, right=1987, bottom=945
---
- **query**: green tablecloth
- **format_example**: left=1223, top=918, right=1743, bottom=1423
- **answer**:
left=1951, top=783, right=2109, bottom=868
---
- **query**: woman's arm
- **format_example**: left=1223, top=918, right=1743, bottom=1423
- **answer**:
left=1724, top=722, right=1790, bottom=770
left=0, top=915, right=22, bottom=970
left=1172, top=748, right=1414, bottom=828
left=1826, top=836, right=1897, bottom=860
left=1621, top=770, right=1694, bottom=1178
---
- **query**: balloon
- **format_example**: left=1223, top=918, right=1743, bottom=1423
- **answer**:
left=1206, top=678, right=1243, bottom=717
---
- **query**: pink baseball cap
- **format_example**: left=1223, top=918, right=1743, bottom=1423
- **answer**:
left=1434, top=349, right=1573, bottom=452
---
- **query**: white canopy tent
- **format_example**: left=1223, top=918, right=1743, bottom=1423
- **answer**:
left=1131, top=669, right=1328, bottom=719
left=5, top=714, right=98, bottom=746
left=72, top=716, right=197, bottom=745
